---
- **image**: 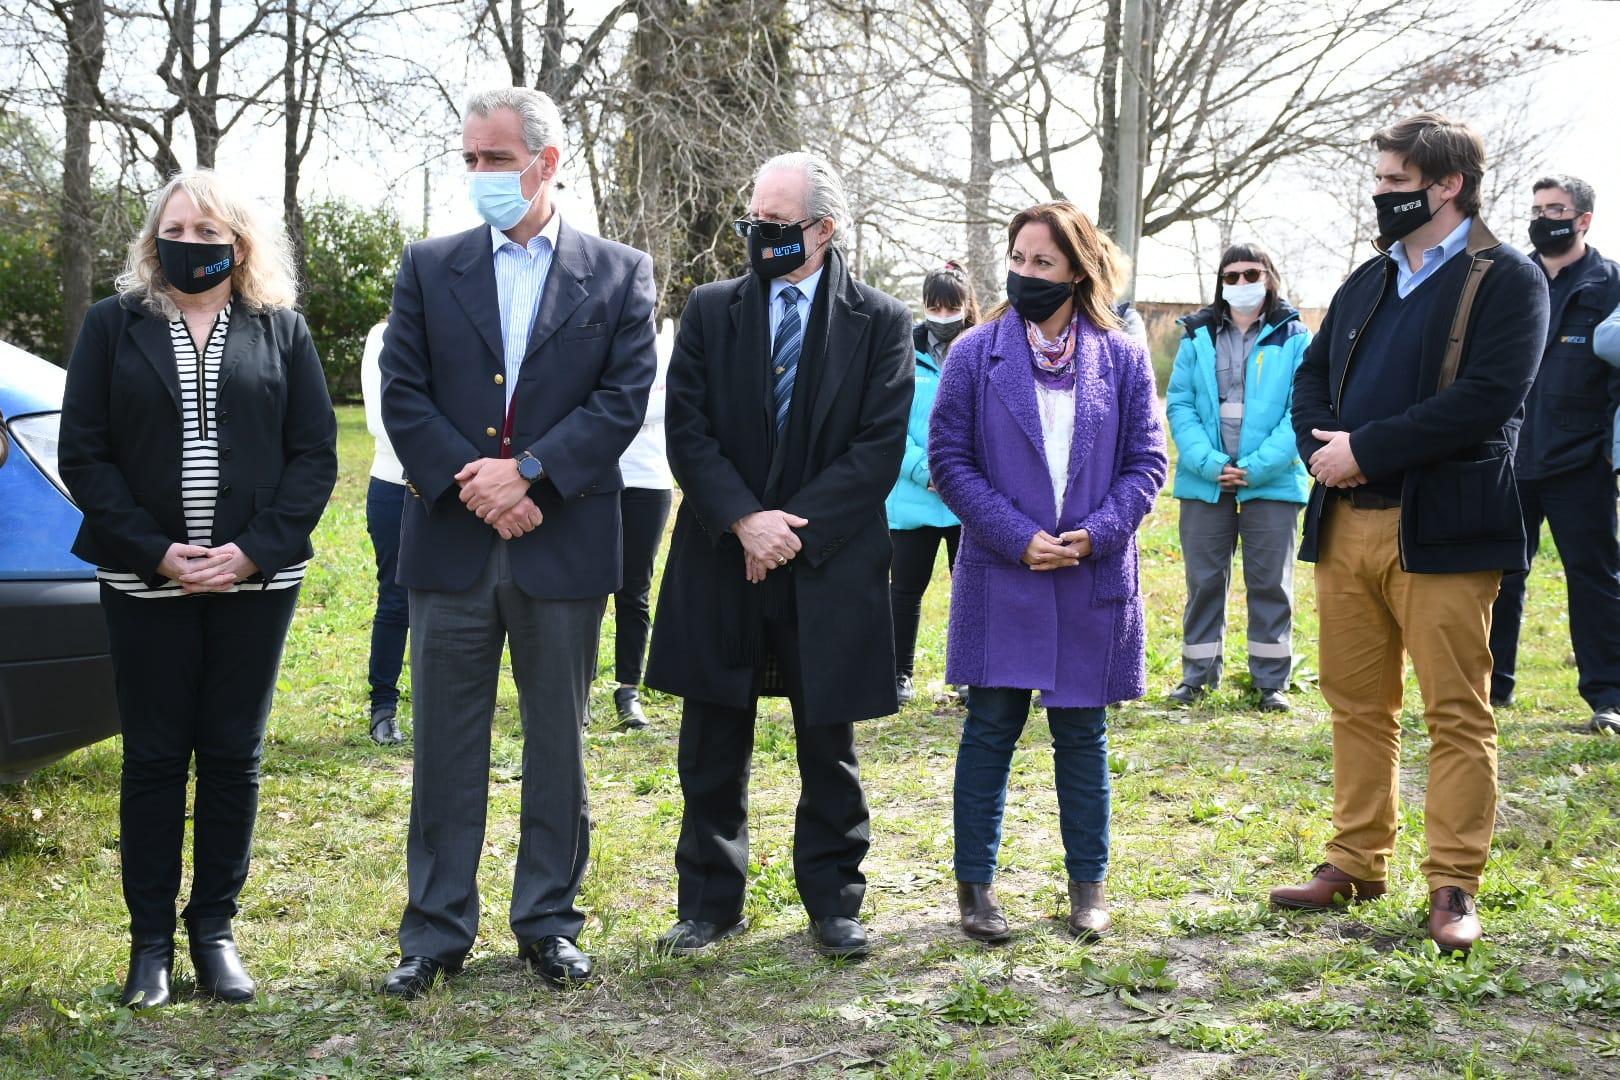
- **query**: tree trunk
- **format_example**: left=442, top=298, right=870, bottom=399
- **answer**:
left=538, top=0, right=564, bottom=96
left=1096, top=0, right=1121, bottom=236
left=60, top=0, right=105, bottom=359
left=282, top=0, right=306, bottom=287
left=963, top=0, right=996, bottom=305
left=509, top=0, right=526, bottom=84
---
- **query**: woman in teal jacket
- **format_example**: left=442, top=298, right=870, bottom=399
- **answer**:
left=888, top=263, right=974, bottom=705
left=1164, top=242, right=1311, bottom=711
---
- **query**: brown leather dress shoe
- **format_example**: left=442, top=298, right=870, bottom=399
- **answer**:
left=1269, top=863, right=1386, bottom=910
left=1428, top=887, right=1482, bottom=953
left=957, top=882, right=1011, bottom=943
left=1066, top=880, right=1112, bottom=940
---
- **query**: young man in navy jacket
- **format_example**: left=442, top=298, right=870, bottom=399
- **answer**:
left=1488, top=175, right=1620, bottom=734
left=1270, top=113, right=1549, bottom=953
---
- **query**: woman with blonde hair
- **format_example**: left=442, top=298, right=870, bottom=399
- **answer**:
left=929, top=202, right=1167, bottom=943
left=59, top=170, right=337, bottom=1008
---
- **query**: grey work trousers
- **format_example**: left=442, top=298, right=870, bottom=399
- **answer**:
left=1178, top=494, right=1300, bottom=691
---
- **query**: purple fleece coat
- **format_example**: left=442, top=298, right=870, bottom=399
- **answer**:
left=928, top=308, right=1168, bottom=707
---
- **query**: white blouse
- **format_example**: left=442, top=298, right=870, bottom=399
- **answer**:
left=1034, top=381, right=1076, bottom=515
left=97, top=302, right=307, bottom=598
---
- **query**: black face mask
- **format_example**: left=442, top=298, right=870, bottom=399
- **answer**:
left=1005, top=270, right=1075, bottom=323
left=157, top=237, right=235, bottom=295
left=1528, top=215, right=1580, bottom=256
left=748, top=223, right=810, bottom=280
left=927, top=317, right=965, bottom=343
left=1372, top=186, right=1435, bottom=241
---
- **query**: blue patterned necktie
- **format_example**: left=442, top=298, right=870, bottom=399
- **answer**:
left=772, top=285, right=803, bottom=437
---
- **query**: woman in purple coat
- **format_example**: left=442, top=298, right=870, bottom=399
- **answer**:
left=928, top=202, right=1167, bottom=944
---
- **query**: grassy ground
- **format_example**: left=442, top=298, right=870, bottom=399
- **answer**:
left=1, top=405, right=1616, bottom=1079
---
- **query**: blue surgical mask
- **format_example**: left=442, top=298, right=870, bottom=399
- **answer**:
left=467, top=152, right=542, bottom=231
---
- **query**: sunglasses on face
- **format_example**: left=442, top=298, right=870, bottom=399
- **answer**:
left=732, top=217, right=815, bottom=240
left=1220, top=268, right=1265, bottom=285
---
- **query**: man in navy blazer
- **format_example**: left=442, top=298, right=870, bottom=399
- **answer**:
left=378, top=87, right=656, bottom=997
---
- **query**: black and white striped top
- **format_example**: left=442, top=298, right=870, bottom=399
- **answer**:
left=97, top=302, right=307, bottom=598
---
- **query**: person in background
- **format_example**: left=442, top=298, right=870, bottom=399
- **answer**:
left=1164, top=242, right=1312, bottom=712
left=360, top=312, right=409, bottom=745
left=1600, top=306, right=1620, bottom=476
left=887, top=263, right=974, bottom=706
left=59, top=169, right=338, bottom=1009
left=1273, top=112, right=1547, bottom=953
left=928, top=201, right=1167, bottom=945
left=600, top=317, right=676, bottom=730
left=1487, top=175, right=1620, bottom=735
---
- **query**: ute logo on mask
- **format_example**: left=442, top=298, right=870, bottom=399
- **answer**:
left=762, top=242, right=803, bottom=260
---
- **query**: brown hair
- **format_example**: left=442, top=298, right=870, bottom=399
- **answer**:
left=988, top=202, right=1122, bottom=331
left=1214, top=240, right=1286, bottom=319
left=1372, top=112, right=1486, bottom=217
left=922, top=261, right=982, bottom=327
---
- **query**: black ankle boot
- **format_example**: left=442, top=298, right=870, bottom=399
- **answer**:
left=121, top=937, right=174, bottom=1009
left=187, top=917, right=255, bottom=1002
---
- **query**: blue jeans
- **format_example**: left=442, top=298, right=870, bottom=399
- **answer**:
left=953, top=687, right=1110, bottom=883
left=366, top=477, right=410, bottom=711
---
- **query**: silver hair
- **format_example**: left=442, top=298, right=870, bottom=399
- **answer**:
left=754, top=151, right=852, bottom=243
left=464, top=86, right=565, bottom=155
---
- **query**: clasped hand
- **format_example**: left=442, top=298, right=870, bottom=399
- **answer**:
left=1021, top=529, right=1091, bottom=571
left=160, top=542, right=258, bottom=593
left=1308, top=429, right=1367, bottom=489
left=457, top=458, right=543, bottom=540
left=734, top=509, right=810, bottom=584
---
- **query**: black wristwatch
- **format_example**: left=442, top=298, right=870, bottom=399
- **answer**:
left=515, top=451, right=545, bottom=483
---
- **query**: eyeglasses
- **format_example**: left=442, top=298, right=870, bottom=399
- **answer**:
left=1220, top=268, right=1265, bottom=285
left=1529, top=204, right=1580, bottom=220
left=732, top=217, right=815, bottom=240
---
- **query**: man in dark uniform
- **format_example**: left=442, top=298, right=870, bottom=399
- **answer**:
left=1489, top=175, right=1620, bottom=735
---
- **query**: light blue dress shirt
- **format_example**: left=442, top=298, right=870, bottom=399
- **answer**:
left=769, top=265, right=823, bottom=344
left=1389, top=216, right=1472, bottom=299
left=491, top=210, right=561, bottom=409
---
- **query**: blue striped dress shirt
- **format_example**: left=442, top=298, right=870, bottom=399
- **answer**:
left=1389, top=216, right=1472, bottom=299
left=491, top=210, right=562, bottom=408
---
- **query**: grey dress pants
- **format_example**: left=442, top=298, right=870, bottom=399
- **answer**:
left=398, top=541, right=606, bottom=962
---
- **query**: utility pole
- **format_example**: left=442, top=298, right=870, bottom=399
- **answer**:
left=1113, top=0, right=1146, bottom=299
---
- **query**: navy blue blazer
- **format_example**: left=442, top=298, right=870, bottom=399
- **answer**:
left=380, top=219, right=658, bottom=598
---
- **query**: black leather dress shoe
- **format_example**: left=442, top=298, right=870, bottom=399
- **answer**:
left=520, top=935, right=594, bottom=986
left=614, top=686, right=650, bottom=730
left=187, top=917, right=255, bottom=1002
left=810, top=916, right=870, bottom=958
left=380, top=955, right=459, bottom=999
left=656, top=917, right=748, bottom=956
left=121, top=937, right=174, bottom=1009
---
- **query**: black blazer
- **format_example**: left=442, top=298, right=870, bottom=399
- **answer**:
left=644, top=250, right=914, bottom=725
left=379, top=220, right=658, bottom=599
left=1292, top=220, right=1548, bottom=573
left=59, top=294, right=338, bottom=588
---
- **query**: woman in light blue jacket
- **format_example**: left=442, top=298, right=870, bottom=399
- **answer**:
left=1164, top=242, right=1311, bottom=711
left=888, top=263, right=974, bottom=705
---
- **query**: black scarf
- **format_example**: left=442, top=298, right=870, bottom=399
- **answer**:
left=720, top=249, right=841, bottom=668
